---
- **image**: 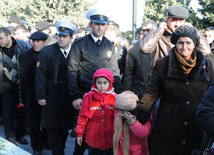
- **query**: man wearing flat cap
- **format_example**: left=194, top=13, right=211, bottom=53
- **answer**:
left=19, top=31, right=48, bottom=155
left=8, top=14, right=21, bottom=27
left=35, top=21, right=57, bottom=46
left=139, top=5, right=211, bottom=67
left=68, top=8, right=122, bottom=154
left=35, top=20, right=77, bottom=155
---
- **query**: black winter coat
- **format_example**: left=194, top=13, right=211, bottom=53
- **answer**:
left=139, top=48, right=214, bottom=155
left=123, top=41, right=153, bottom=99
left=68, top=34, right=121, bottom=100
left=35, top=43, right=75, bottom=130
left=20, top=48, right=39, bottom=109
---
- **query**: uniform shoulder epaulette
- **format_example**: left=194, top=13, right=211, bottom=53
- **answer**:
left=74, top=35, right=87, bottom=43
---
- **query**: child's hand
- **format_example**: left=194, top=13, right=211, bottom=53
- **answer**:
left=124, top=112, right=136, bottom=126
left=77, top=137, right=83, bottom=146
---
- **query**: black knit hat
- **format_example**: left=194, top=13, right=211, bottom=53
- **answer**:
left=170, top=25, right=200, bottom=47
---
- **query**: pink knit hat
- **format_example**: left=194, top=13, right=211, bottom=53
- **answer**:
left=93, top=68, right=114, bottom=84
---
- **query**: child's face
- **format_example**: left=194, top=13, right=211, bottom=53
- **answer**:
left=95, top=77, right=110, bottom=92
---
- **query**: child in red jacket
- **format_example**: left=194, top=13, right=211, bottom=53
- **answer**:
left=113, top=91, right=152, bottom=155
left=76, top=68, right=117, bottom=155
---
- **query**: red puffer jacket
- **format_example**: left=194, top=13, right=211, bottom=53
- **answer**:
left=76, top=92, right=116, bottom=150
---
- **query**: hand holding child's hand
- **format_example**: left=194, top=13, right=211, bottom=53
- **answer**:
left=73, top=98, right=82, bottom=110
left=124, top=112, right=136, bottom=126
left=77, top=137, right=82, bottom=146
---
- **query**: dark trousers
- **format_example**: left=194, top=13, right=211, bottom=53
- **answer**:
left=2, top=82, right=27, bottom=139
left=47, top=129, right=68, bottom=155
left=88, top=146, right=113, bottom=155
left=28, top=107, right=43, bottom=151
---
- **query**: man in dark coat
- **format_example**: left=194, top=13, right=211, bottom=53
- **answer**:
left=68, top=8, right=122, bottom=155
left=19, top=31, right=48, bottom=155
left=205, top=27, right=214, bottom=68
left=0, top=27, right=30, bottom=145
left=123, top=20, right=157, bottom=99
left=35, top=20, right=77, bottom=155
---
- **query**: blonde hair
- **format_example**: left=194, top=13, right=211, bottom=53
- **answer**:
left=113, top=112, right=130, bottom=155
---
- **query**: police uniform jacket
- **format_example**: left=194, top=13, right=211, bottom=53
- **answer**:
left=35, top=43, right=74, bottom=130
left=139, top=48, right=214, bottom=155
left=68, top=34, right=121, bottom=101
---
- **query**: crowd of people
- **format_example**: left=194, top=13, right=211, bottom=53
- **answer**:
left=0, top=4, right=214, bottom=155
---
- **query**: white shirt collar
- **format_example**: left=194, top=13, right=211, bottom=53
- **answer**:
left=60, top=43, right=72, bottom=58
left=90, top=33, right=103, bottom=43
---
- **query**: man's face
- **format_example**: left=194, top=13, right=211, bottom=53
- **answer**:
left=14, top=28, right=28, bottom=41
left=0, top=32, right=12, bottom=48
left=140, top=24, right=155, bottom=39
left=57, top=35, right=73, bottom=50
left=32, top=40, right=47, bottom=52
left=89, top=22, right=108, bottom=38
left=204, top=30, right=214, bottom=44
left=166, top=17, right=186, bottom=32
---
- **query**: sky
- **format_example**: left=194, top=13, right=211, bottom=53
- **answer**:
left=90, top=0, right=201, bottom=32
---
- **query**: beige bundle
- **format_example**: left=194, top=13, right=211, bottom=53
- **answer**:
left=115, top=91, right=139, bottom=111
left=113, top=91, right=139, bottom=155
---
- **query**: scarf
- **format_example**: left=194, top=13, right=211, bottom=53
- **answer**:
left=81, top=84, right=116, bottom=119
left=113, top=112, right=130, bottom=155
left=174, top=48, right=197, bottom=75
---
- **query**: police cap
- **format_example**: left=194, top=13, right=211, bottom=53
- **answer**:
left=86, top=8, right=108, bottom=24
left=56, top=20, right=77, bottom=36
left=168, top=6, right=189, bottom=19
left=30, top=31, right=48, bottom=40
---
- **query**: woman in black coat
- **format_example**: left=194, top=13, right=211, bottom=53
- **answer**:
left=135, top=25, right=214, bottom=155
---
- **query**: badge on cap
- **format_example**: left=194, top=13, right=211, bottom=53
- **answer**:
left=100, top=15, right=104, bottom=20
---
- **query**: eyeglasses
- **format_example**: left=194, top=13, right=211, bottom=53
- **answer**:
left=142, top=29, right=152, bottom=32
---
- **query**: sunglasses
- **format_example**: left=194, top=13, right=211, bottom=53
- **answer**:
left=142, top=29, right=152, bottom=32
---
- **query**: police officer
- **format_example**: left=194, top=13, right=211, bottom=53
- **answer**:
left=19, top=31, right=48, bottom=155
left=35, top=21, right=77, bottom=155
left=68, top=8, right=122, bottom=155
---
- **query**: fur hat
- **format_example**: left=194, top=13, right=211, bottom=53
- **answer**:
left=115, top=91, right=138, bottom=111
left=170, top=25, right=200, bottom=47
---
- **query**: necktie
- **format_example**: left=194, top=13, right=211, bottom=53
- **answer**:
left=64, top=51, right=67, bottom=56
left=96, top=39, right=101, bottom=46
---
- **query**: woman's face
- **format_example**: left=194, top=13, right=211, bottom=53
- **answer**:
left=176, top=37, right=195, bottom=60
